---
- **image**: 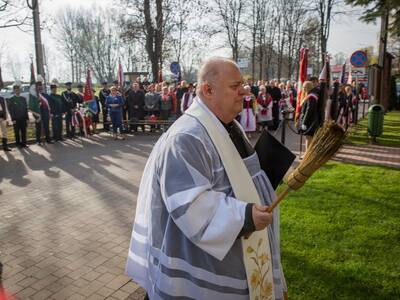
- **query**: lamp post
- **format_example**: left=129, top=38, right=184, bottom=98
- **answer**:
left=27, top=0, right=45, bottom=80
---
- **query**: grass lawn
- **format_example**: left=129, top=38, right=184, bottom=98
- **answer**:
left=345, top=110, right=400, bottom=147
left=279, top=162, right=400, bottom=299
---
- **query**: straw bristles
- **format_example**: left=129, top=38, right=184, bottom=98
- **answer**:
left=287, top=122, right=346, bottom=190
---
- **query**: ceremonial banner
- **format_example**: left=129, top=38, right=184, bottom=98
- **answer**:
left=295, top=48, right=308, bottom=120
left=118, top=60, right=123, bottom=89
left=83, top=68, right=98, bottom=114
left=28, top=63, right=40, bottom=117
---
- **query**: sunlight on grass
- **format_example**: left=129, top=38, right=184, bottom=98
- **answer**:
left=346, top=110, right=400, bottom=147
left=279, top=162, right=400, bottom=299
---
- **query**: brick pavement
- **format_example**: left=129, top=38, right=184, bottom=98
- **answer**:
left=0, top=134, right=157, bottom=299
left=1, top=115, right=398, bottom=300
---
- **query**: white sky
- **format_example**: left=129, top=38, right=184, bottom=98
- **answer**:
left=0, top=0, right=380, bottom=82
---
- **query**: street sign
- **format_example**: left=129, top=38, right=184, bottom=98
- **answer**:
left=237, top=58, right=249, bottom=69
left=350, top=51, right=368, bottom=68
left=170, top=62, right=181, bottom=75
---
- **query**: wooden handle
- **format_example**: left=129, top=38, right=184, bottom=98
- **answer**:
left=267, top=186, right=291, bottom=213
left=244, top=186, right=291, bottom=239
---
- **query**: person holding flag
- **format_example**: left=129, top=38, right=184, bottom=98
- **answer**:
left=295, top=48, right=308, bottom=123
left=0, top=95, right=12, bottom=151
left=99, top=81, right=111, bottom=131
left=82, top=69, right=99, bottom=135
left=61, top=82, right=79, bottom=139
left=28, top=68, right=53, bottom=145
left=38, top=79, right=54, bottom=144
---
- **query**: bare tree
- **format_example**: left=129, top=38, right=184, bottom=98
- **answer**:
left=120, top=0, right=172, bottom=81
left=54, top=7, right=79, bottom=82
left=313, top=0, right=346, bottom=69
left=0, top=42, right=5, bottom=88
left=166, top=0, right=213, bottom=65
left=0, top=0, right=32, bottom=30
left=54, top=6, right=121, bottom=82
left=214, top=0, right=245, bottom=62
left=283, top=0, right=308, bottom=79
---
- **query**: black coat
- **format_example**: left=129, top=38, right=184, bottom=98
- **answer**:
left=0, top=96, right=7, bottom=119
left=61, top=90, right=79, bottom=113
left=48, top=94, right=64, bottom=116
left=8, top=96, right=29, bottom=121
left=298, top=94, right=319, bottom=136
left=126, top=90, right=145, bottom=119
left=99, top=88, right=111, bottom=111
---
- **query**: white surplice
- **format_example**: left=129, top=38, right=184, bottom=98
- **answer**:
left=126, top=97, right=287, bottom=299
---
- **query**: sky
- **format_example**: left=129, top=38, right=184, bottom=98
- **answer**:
left=0, top=0, right=380, bottom=82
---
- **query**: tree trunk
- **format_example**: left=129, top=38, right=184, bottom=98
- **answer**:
left=0, top=67, right=4, bottom=89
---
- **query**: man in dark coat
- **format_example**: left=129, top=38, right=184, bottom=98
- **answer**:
left=8, top=82, right=29, bottom=147
left=61, top=82, right=79, bottom=138
left=0, top=95, right=11, bottom=151
left=48, top=83, right=64, bottom=141
left=268, top=80, right=282, bottom=131
left=36, top=79, right=53, bottom=144
left=175, top=80, right=188, bottom=118
left=99, top=81, right=111, bottom=131
left=76, top=83, right=84, bottom=105
left=247, top=79, right=259, bottom=98
left=126, top=82, right=145, bottom=132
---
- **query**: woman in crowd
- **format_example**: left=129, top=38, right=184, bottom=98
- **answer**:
left=298, top=81, right=319, bottom=152
left=256, top=85, right=273, bottom=132
left=144, top=84, right=161, bottom=131
left=106, top=86, right=125, bottom=140
left=336, top=84, right=347, bottom=125
left=90, top=89, right=100, bottom=134
left=344, top=85, right=354, bottom=129
left=168, top=85, right=177, bottom=118
left=240, top=85, right=257, bottom=138
left=160, top=86, right=172, bottom=121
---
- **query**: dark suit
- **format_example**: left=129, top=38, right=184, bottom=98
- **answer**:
left=8, top=95, right=29, bottom=146
left=61, top=90, right=78, bottom=138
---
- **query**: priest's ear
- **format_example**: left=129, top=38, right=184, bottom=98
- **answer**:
left=200, top=82, right=213, bottom=98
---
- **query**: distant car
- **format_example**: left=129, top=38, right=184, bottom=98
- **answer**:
left=396, top=82, right=400, bottom=98
left=0, top=84, right=30, bottom=100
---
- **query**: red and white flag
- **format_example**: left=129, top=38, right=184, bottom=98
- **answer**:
left=83, top=68, right=98, bottom=114
left=319, top=55, right=332, bottom=89
left=39, top=93, right=51, bottom=113
left=83, top=69, right=94, bottom=102
left=118, top=59, right=123, bottom=89
left=295, top=47, right=308, bottom=119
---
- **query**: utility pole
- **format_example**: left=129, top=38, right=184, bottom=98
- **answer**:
left=376, top=8, right=389, bottom=107
left=27, top=0, right=45, bottom=79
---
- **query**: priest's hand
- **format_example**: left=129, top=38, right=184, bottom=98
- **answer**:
left=252, top=204, right=273, bottom=231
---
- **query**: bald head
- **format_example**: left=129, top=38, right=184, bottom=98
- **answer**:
left=197, top=57, right=240, bottom=96
left=196, top=57, right=245, bottom=124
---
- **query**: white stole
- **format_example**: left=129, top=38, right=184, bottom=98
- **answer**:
left=186, top=98, right=275, bottom=300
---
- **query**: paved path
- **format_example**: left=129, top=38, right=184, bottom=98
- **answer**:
left=0, top=134, right=158, bottom=299
left=1, top=113, right=399, bottom=299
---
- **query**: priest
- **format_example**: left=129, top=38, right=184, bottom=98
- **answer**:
left=126, top=57, right=287, bottom=300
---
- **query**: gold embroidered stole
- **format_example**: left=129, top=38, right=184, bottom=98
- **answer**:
left=186, top=99, right=275, bottom=300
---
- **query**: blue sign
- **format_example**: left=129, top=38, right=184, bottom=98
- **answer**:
left=350, top=51, right=368, bottom=68
left=170, top=62, right=181, bottom=75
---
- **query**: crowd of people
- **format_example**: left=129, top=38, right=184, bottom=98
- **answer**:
left=0, top=70, right=367, bottom=152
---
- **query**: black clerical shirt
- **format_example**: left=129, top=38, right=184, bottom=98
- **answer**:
left=221, top=120, right=256, bottom=237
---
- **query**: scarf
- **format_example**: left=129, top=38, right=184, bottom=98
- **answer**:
left=186, top=98, right=275, bottom=300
